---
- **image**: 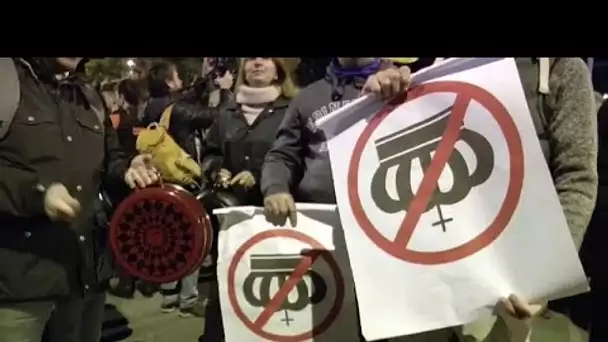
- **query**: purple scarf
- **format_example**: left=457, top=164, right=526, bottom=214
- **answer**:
left=330, top=58, right=382, bottom=79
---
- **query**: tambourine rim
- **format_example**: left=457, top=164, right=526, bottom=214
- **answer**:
left=109, top=185, right=210, bottom=283
left=172, top=189, right=213, bottom=276
left=171, top=186, right=215, bottom=276
left=168, top=189, right=214, bottom=278
left=169, top=186, right=216, bottom=261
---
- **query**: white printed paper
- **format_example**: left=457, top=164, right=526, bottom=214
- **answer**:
left=215, top=204, right=360, bottom=342
left=321, top=58, right=588, bottom=340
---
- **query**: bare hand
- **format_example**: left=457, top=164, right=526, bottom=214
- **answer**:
left=263, top=192, right=297, bottom=227
left=362, top=66, right=411, bottom=99
left=215, top=71, right=234, bottom=90
left=498, top=294, right=544, bottom=321
left=44, top=183, right=81, bottom=221
left=125, top=154, right=159, bottom=189
left=229, top=171, right=256, bottom=189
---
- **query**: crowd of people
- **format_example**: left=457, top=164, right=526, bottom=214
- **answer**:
left=0, top=57, right=604, bottom=342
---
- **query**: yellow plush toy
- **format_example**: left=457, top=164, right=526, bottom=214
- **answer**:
left=135, top=104, right=202, bottom=186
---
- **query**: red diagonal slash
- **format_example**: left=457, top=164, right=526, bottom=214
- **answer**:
left=393, top=94, right=472, bottom=248
left=252, top=251, right=321, bottom=329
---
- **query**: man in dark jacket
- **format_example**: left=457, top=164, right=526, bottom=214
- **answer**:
left=262, top=58, right=407, bottom=216
left=261, top=58, right=410, bottom=341
left=0, top=58, right=157, bottom=342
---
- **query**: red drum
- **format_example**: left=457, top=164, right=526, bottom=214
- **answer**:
left=109, top=184, right=213, bottom=284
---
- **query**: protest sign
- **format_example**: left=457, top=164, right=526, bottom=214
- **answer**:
left=321, top=58, right=588, bottom=340
left=214, top=204, right=359, bottom=342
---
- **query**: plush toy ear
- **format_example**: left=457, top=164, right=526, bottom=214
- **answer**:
left=136, top=122, right=167, bottom=152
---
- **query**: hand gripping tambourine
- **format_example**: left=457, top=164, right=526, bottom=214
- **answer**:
left=109, top=183, right=213, bottom=284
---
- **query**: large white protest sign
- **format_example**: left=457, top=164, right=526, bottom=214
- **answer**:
left=321, top=58, right=588, bottom=340
left=214, top=204, right=360, bottom=342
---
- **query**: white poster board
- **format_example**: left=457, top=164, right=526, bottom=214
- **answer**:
left=214, top=204, right=360, bottom=342
left=321, top=58, right=589, bottom=340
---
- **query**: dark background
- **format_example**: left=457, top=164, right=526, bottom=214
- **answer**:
left=588, top=57, right=608, bottom=93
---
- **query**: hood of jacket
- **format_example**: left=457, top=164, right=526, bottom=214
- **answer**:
left=141, top=96, right=172, bottom=126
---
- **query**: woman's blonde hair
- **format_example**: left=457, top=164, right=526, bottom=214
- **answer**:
left=234, top=58, right=299, bottom=99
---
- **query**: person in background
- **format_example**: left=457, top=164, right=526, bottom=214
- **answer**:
left=100, top=81, right=120, bottom=127
left=141, top=60, right=184, bottom=125
left=199, top=57, right=236, bottom=109
left=116, top=78, right=146, bottom=157
left=142, top=59, right=233, bottom=124
left=143, top=60, right=218, bottom=318
left=195, top=58, right=237, bottom=284
left=198, top=57, right=298, bottom=342
left=0, top=57, right=157, bottom=342
left=107, top=78, right=159, bottom=299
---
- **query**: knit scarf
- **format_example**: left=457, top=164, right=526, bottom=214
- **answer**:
left=236, top=85, right=281, bottom=125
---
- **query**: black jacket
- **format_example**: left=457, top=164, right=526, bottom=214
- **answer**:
left=204, top=98, right=291, bottom=206
left=115, top=107, right=139, bottom=158
left=141, top=88, right=233, bottom=163
left=0, top=59, right=129, bottom=302
left=141, top=95, right=172, bottom=127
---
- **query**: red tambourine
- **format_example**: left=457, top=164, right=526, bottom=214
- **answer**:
left=109, top=184, right=213, bottom=284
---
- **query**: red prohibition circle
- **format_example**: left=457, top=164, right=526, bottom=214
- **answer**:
left=347, top=81, right=524, bottom=265
left=227, top=229, right=345, bottom=342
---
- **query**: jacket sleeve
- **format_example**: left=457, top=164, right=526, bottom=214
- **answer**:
left=549, top=58, right=599, bottom=249
left=261, top=97, right=306, bottom=197
left=201, top=119, right=224, bottom=178
left=0, top=158, right=50, bottom=217
left=172, top=101, right=217, bottom=131
left=103, top=113, right=130, bottom=186
left=180, top=76, right=217, bottom=105
left=218, top=89, right=235, bottom=108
